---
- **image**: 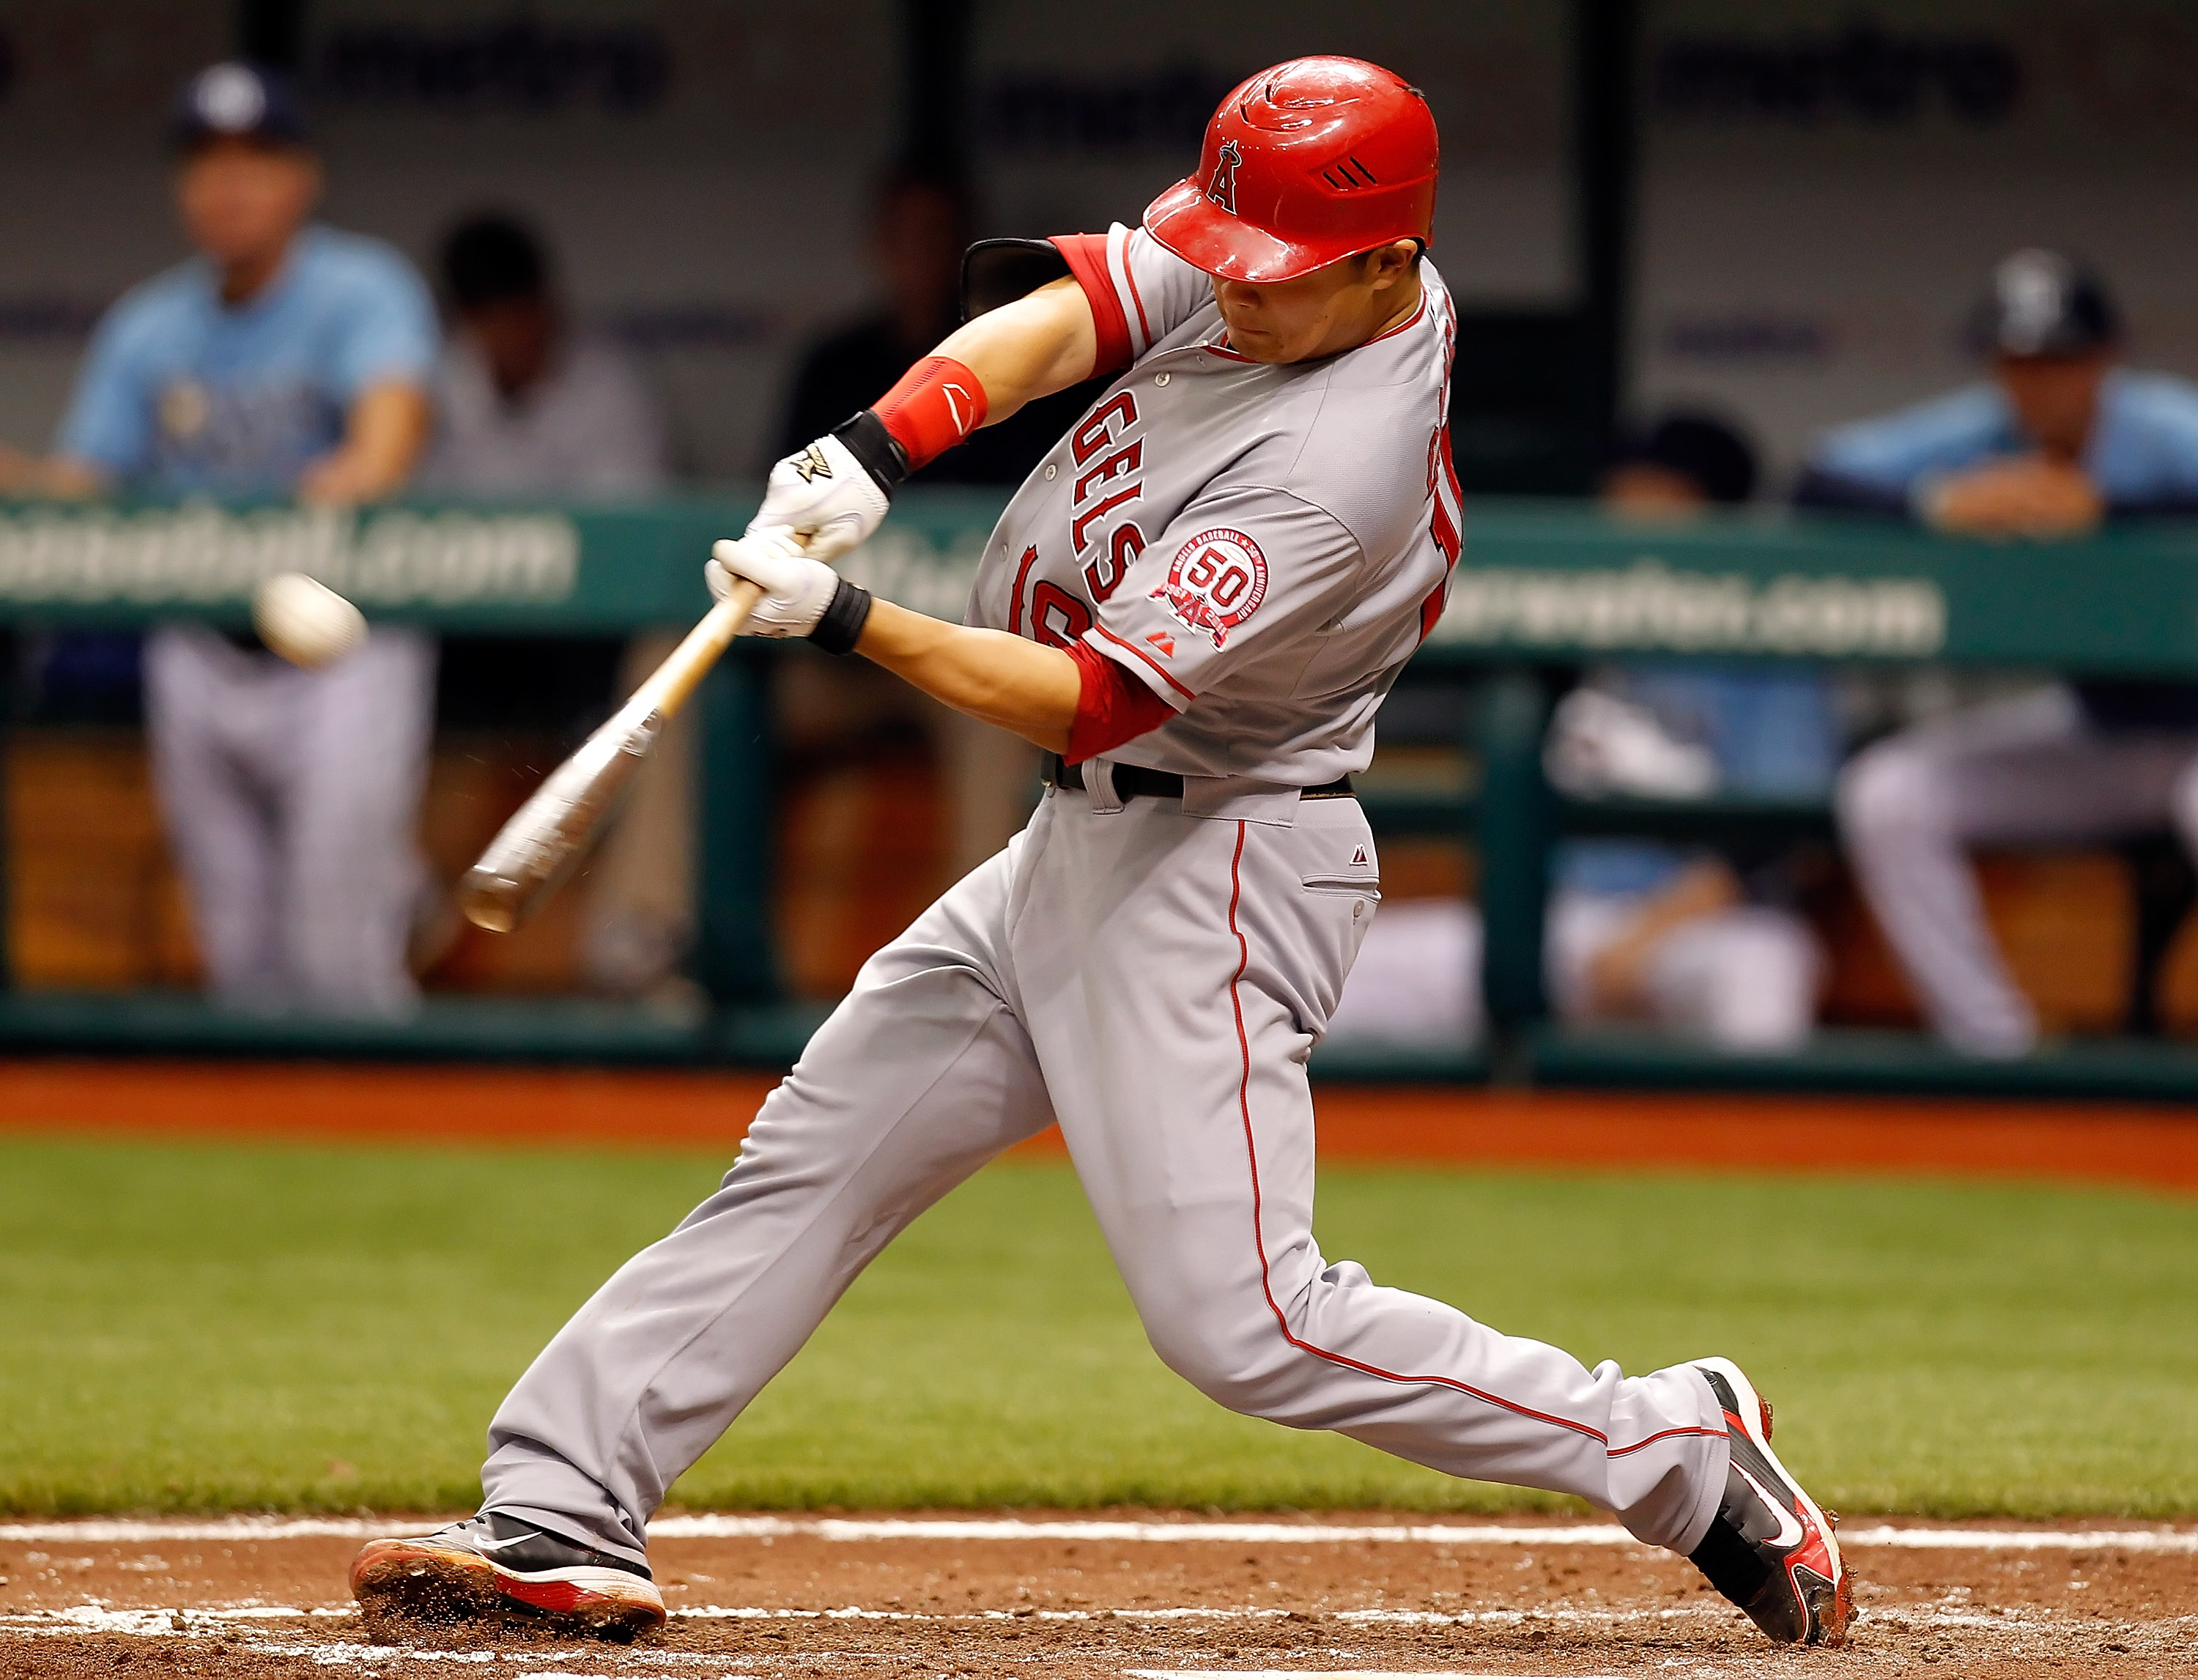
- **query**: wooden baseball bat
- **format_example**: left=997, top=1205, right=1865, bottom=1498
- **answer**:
left=458, top=577, right=766, bottom=933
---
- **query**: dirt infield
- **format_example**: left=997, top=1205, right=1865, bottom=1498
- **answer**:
left=2, top=1514, right=2191, bottom=1679
left=4, top=1059, right=2198, bottom=1194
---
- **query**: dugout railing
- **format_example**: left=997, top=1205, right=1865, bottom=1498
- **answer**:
left=6, top=492, right=2198, bottom=1098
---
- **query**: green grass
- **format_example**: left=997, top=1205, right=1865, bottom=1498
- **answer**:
left=1, top=1134, right=2194, bottom=1518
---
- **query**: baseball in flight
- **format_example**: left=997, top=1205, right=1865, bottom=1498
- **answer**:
left=253, top=570, right=366, bottom=667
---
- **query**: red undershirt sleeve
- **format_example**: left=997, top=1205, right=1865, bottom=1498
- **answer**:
left=1049, top=234, right=1133, bottom=379
left=1063, top=637, right=1177, bottom=764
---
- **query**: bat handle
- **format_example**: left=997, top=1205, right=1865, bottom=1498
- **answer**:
left=621, top=577, right=766, bottom=728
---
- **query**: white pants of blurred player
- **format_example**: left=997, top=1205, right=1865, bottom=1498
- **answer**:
left=1840, top=684, right=2198, bottom=1057
left=1330, top=892, right=1819, bottom=1051
left=144, top=623, right=434, bottom=1016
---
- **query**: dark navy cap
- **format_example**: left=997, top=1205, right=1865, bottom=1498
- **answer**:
left=171, top=62, right=310, bottom=152
left=1967, top=248, right=2119, bottom=359
left=1612, top=411, right=1759, bottom=505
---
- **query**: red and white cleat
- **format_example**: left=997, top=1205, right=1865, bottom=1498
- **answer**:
left=1687, top=1357, right=1852, bottom=1646
left=350, top=1511, right=665, bottom=1642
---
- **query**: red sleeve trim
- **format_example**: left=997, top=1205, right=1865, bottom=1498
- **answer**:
left=1065, top=637, right=1178, bottom=763
left=1051, top=234, right=1133, bottom=378
left=1092, top=622, right=1196, bottom=703
left=1120, top=236, right=1153, bottom=349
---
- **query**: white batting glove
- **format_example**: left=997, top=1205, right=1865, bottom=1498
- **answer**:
left=747, top=432, right=891, bottom=563
left=706, top=530, right=840, bottom=638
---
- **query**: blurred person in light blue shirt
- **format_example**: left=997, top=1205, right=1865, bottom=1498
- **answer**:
left=1799, top=250, right=2198, bottom=535
left=0, top=62, right=440, bottom=1015
left=1813, top=251, right=2198, bottom=1056
left=57, top=221, right=434, bottom=498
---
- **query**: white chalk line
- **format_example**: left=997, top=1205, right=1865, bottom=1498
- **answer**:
left=0, top=1599, right=2072, bottom=1637
left=4, top=1512, right=2195, bottom=1552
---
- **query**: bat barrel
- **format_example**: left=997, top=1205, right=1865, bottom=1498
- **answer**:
left=456, top=709, right=659, bottom=932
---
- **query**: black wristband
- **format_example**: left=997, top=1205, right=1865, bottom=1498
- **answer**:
left=809, top=576, right=873, bottom=656
left=831, top=410, right=909, bottom=496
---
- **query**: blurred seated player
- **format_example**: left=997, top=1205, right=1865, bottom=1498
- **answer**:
left=419, top=213, right=684, bottom=995
left=0, top=63, right=437, bottom=1015
left=775, top=167, right=1093, bottom=875
left=1818, top=252, right=2198, bottom=1055
left=419, top=213, right=665, bottom=497
left=1331, top=414, right=1832, bottom=1052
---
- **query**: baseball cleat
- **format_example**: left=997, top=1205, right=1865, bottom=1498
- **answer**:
left=350, top=1511, right=665, bottom=1641
left=1686, top=1357, right=1851, bottom=1646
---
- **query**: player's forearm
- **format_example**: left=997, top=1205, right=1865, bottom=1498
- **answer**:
left=927, top=278, right=1098, bottom=425
left=300, top=381, right=432, bottom=506
left=856, top=598, right=1078, bottom=752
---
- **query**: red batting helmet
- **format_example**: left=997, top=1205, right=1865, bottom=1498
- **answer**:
left=1143, top=56, right=1438, bottom=284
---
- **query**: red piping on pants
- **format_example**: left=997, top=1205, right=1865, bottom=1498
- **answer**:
left=1225, top=820, right=1724, bottom=1462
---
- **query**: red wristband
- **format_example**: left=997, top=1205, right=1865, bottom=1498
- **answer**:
left=873, top=355, right=988, bottom=471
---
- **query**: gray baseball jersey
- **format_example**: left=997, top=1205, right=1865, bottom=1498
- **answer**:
left=967, top=223, right=1465, bottom=786
left=476, top=232, right=1733, bottom=1568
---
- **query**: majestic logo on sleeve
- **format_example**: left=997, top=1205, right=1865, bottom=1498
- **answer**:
left=1151, top=528, right=1267, bottom=649
left=1206, top=138, right=1242, bottom=216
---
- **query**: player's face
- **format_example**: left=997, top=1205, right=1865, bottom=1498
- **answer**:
left=177, top=139, right=322, bottom=275
left=1995, top=350, right=2112, bottom=460
left=462, top=295, right=560, bottom=400
left=1602, top=463, right=1709, bottom=519
left=1209, top=243, right=1421, bottom=364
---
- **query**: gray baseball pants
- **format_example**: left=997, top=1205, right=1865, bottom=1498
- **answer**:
left=144, top=623, right=434, bottom=1016
left=481, top=775, right=1730, bottom=1564
left=1839, top=686, right=2198, bottom=1056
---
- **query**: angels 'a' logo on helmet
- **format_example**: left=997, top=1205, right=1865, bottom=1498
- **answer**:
left=1150, top=527, right=1268, bottom=649
left=1206, top=138, right=1242, bottom=217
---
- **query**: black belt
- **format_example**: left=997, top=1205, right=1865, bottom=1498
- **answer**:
left=1043, top=754, right=1353, bottom=802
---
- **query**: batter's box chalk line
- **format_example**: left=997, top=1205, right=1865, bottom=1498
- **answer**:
left=4, top=1514, right=2195, bottom=1551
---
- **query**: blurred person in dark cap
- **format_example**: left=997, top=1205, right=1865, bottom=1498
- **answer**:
left=421, top=213, right=665, bottom=498
left=419, top=212, right=687, bottom=996
left=774, top=167, right=1087, bottom=487
left=1602, top=410, right=1759, bottom=515
left=1816, top=251, right=2198, bottom=1055
left=0, top=62, right=439, bottom=1015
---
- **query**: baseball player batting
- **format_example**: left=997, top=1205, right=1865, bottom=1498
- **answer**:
left=352, top=59, right=1849, bottom=1648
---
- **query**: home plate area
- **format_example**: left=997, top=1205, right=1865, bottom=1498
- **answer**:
left=2, top=1514, right=2192, bottom=1679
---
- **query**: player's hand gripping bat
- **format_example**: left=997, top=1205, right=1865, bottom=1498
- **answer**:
left=457, top=574, right=766, bottom=933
